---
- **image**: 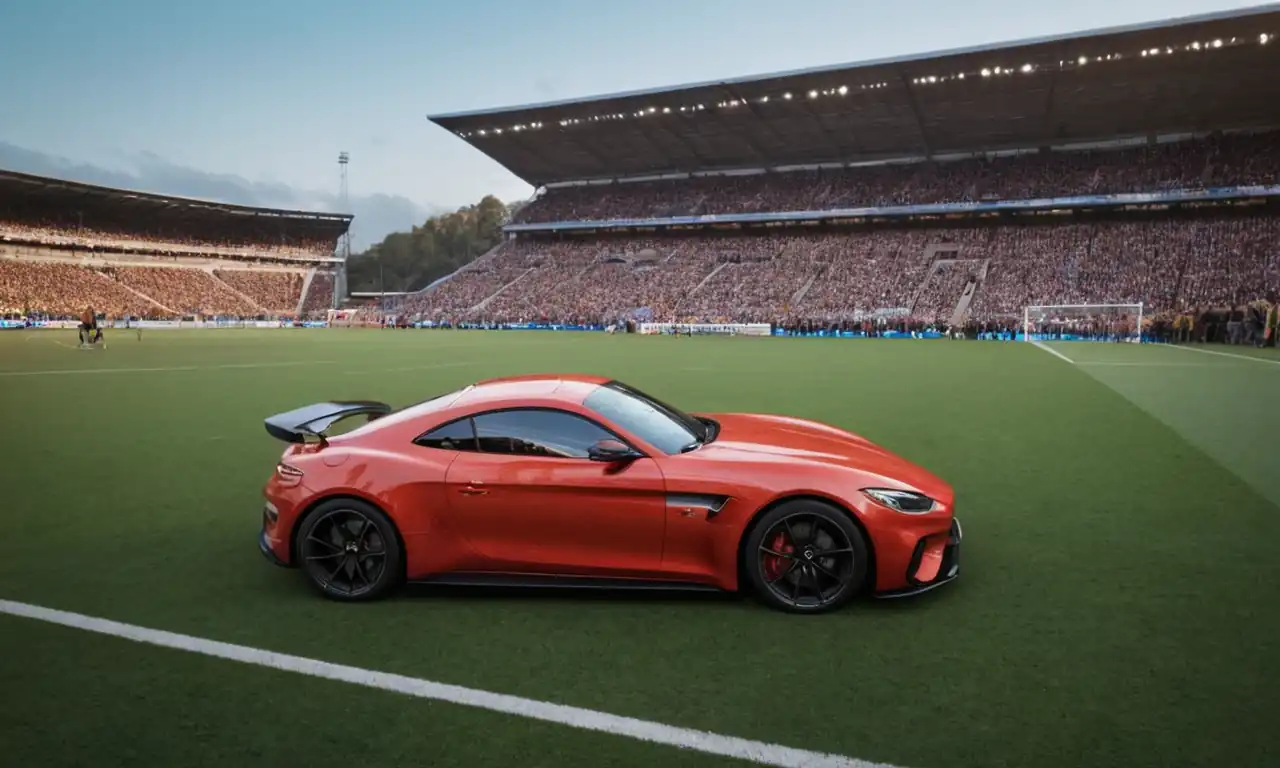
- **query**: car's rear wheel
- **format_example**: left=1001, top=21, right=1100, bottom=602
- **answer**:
left=743, top=499, right=868, bottom=614
left=296, top=498, right=402, bottom=601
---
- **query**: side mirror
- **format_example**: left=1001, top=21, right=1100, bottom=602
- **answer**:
left=587, top=439, right=640, bottom=462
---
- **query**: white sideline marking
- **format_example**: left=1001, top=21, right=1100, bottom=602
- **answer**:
left=1075, top=361, right=1238, bottom=368
left=0, top=360, right=341, bottom=378
left=1030, top=341, right=1074, bottom=364
left=0, top=599, right=899, bottom=768
left=1164, top=345, right=1280, bottom=367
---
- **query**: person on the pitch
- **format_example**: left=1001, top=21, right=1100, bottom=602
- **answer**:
left=79, top=307, right=104, bottom=347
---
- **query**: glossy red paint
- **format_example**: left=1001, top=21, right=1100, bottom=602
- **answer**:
left=261, top=374, right=957, bottom=596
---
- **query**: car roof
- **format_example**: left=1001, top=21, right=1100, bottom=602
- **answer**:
left=473, top=373, right=612, bottom=387
left=458, top=374, right=609, bottom=407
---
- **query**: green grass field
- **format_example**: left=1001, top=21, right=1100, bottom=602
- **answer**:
left=1, top=328, right=1277, bottom=768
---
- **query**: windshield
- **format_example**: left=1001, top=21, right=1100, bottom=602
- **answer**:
left=584, top=381, right=704, bottom=455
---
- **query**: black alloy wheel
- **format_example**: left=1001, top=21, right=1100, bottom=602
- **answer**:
left=297, top=499, right=402, bottom=601
left=744, top=500, right=868, bottom=613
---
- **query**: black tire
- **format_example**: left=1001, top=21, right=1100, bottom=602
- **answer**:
left=295, top=498, right=403, bottom=602
left=742, top=499, right=869, bottom=614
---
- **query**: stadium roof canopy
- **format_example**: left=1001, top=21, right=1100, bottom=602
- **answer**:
left=0, top=169, right=353, bottom=239
left=428, top=5, right=1280, bottom=186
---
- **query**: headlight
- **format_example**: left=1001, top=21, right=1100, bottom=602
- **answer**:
left=861, top=488, right=936, bottom=514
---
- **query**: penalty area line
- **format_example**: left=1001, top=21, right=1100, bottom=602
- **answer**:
left=1030, top=341, right=1075, bottom=364
left=0, top=599, right=901, bottom=768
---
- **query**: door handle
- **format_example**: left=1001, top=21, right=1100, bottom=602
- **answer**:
left=459, top=484, right=488, bottom=496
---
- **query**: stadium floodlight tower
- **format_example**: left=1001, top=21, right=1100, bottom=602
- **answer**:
left=334, top=151, right=351, bottom=309
left=1024, top=303, right=1145, bottom=343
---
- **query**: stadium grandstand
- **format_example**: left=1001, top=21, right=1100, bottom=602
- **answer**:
left=408, top=5, right=1280, bottom=341
left=0, top=170, right=350, bottom=323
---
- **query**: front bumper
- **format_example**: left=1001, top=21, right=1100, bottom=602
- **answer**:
left=875, top=517, right=961, bottom=599
left=259, top=529, right=289, bottom=567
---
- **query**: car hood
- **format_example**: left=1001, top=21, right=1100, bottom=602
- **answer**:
left=695, top=412, right=951, bottom=497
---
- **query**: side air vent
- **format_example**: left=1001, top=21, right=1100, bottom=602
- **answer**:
left=666, top=493, right=731, bottom=520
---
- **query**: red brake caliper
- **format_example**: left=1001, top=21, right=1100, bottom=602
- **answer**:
left=762, top=531, right=794, bottom=581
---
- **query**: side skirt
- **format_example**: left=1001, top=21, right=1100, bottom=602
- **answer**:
left=410, top=572, right=725, bottom=593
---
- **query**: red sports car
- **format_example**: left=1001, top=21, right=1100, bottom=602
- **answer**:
left=259, top=374, right=961, bottom=613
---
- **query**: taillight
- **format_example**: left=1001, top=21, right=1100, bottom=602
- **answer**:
left=275, top=463, right=304, bottom=487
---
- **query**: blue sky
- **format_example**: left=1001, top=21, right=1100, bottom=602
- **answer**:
left=0, top=0, right=1267, bottom=245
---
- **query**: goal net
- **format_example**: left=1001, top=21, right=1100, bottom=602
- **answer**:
left=1023, top=304, right=1144, bottom=343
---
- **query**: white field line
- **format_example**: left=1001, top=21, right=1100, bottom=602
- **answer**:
left=0, top=360, right=342, bottom=378
left=1163, top=344, right=1280, bottom=367
left=0, top=359, right=478, bottom=378
left=1074, top=361, right=1241, bottom=368
left=1030, top=341, right=1075, bottom=364
left=0, top=599, right=901, bottom=768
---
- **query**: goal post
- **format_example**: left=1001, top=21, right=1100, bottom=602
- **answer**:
left=1023, top=303, right=1144, bottom=343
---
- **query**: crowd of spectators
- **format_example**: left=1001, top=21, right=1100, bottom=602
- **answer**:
left=399, top=213, right=1279, bottom=328
left=0, top=256, right=331, bottom=318
left=0, top=219, right=335, bottom=261
left=213, top=269, right=306, bottom=314
left=0, top=259, right=155, bottom=318
left=514, top=131, right=1280, bottom=224
left=4, top=130, right=1278, bottom=326
left=301, top=272, right=336, bottom=315
left=103, top=265, right=261, bottom=316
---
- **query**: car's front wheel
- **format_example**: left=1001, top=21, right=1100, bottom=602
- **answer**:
left=295, top=498, right=402, bottom=601
left=743, top=499, right=869, bottom=614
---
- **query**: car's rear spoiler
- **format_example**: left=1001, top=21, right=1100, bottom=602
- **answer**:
left=264, top=400, right=393, bottom=444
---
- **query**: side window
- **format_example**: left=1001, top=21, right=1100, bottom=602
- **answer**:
left=415, top=418, right=478, bottom=452
left=472, top=409, right=615, bottom=459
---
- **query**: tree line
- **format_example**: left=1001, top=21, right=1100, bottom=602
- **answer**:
left=344, top=195, right=522, bottom=294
